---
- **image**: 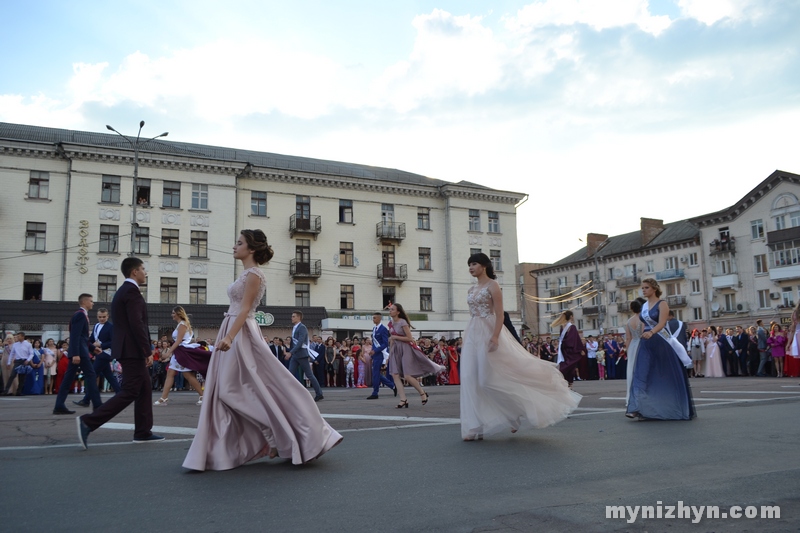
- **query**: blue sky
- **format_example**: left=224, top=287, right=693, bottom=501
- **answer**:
left=2, top=0, right=799, bottom=263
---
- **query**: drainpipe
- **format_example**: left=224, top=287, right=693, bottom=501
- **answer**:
left=441, top=187, right=454, bottom=320
left=56, top=143, right=72, bottom=302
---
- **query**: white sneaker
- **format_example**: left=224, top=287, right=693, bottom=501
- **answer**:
left=196, top=397, right=203, bottom=406
left=154, top=397, right=169, bottom=406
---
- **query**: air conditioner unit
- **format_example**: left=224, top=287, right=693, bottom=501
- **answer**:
left=770, top=292, right=781, bottom=300
left=736, top=302, right=749, bottom=313
left=680, top=255, right=688, bottom=263
left=711, top=310, right=720, bottom=318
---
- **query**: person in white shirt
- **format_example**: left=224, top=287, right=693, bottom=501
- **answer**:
left=585, top=335, right=599, bottom=380
left=3, top=332, right=34, bottom=395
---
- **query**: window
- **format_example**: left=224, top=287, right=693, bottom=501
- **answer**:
left=751, top=219, right=764, bottom=239
left=666, top=282, right=681, bottom=296
left=191, top=184, right=208, bottom=210
left=28, top=171, right=49, bottom=199
left=490, top=250, right=502, bottom=272
left=577, top=319, right=584, bottom=330
left=417, top=207, right=430, bottom=230
left=546, top=302, right=552, bottom=312
left=609, top=291, right=617, bottom=303
left=139, top=280, right=148, bottom=302
left=754, top=254, right=768, bottom=274
left=664, top=256, right=677, bottom=270
left=382, top=286, right=395, bottom=309
left=775, top=215, right=786, bottom=231
left=99, top=225, right=119, bottom=253
left=419, top=247, right=432, bottom=270
left=724, top=293, right=736, bottom=312
left=381, top=204, right=394, bottom=224
left=133, top=227, right=149, bottom=255
left=468, top=209, right=481, bottom=231
left=189, top=279, right=207, bottom=305
left=339, top=242, right=354, bottom=266
left=295, top=283, right=310, bottom=307
left=295, top=239, right=310, bottom=270
left=23, top=273, right=43, bottom=300
left=591, top=293, right=600, bottom=305
left=190, top=231, right=208, bottom=258
left=101, top=176, right=121, bottom=203
left=558, top=276, right=567, bottom=288
left=693, top=307, right=703, bottom=320
left=340, top=285, right=354, bottom=309
left=674, top=310, right=684, bottom=321
left=608, top=268, right=615, bottom=280
left=624, top=264, right=635, bottom=277
left=783, top=286, right=795, bottom=308
left=470, top=248, right=482, bottom=256
left=544, top=279, right=550, bottom=290
left=758, top=289, right=770, bottom=309
left=574, top=274, right=581, bottom=285
left=488, top=211, right=500, bottom=233
left=251, top=191, right=267, bottom=217
left=161, top=229, right=180, bottom=256
left=769, top=239, right=800, bottom=267
left=419, top=288, right=433, bottom=311
left=611, top=316, right=619, bottom=327
left=25, top=222, right=46, bottom=251
left=791, top=211, right=800, bottom=228
left=163, top=181, right=181, bottom=208
left=339, top=200, right=353, bottom=223
left=688, top=252, right=698, bottom=266
left=690, top=279, right=701, bottom=293
left=715, top=256, right=736, bottom=275
left=625, top=289, right=637, bottom=301
left=160, top=277, right=178, bottom=304
left=135, top=178, right=151, bottom=206
left=98, top=275, right=117, bottom=302
left=646, top=260, right=654, bottom=273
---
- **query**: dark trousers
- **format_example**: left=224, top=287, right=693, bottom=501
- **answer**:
left=371, top=354, right=395, bottom=396
left=737, top=351, right=749, bottom=376
left=82, top=357, right=153, bottom=439
left=748, top=351, right=760, bottom=376
left=606, top=356, right=617, bottom=379
left=727, top=352, right=740, bottom=376
left=82, top=352, right=120, bottom=402
left=288, top=356, right=323, bottom=397
left=587, top=358, right=599, bottom=380
left=720, top=350, right=729, bottom=376
left=54, top=355, right=101, bottom=409
left=4, top=360, right=27, bottom=394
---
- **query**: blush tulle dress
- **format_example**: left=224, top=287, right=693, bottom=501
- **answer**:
left=183, top=267, right=342, bottom=471
left=459, top=285, right=581, bottom=439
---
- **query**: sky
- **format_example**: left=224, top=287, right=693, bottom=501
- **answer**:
left=2, top=0, right=799, bottom=264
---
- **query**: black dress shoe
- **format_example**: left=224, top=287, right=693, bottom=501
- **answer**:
left=76, top=417, right=90, bottom=450
left=314, top=395, right=324, bottom=402
left=366, top=395, right=379, bottom=399
left=393, top=387, right=398, bottom=397
left=132, top=434, right=165, bottom=443
left=73, top=400, right=90, bottom=407
left=53, top=408, right=76, bottom=415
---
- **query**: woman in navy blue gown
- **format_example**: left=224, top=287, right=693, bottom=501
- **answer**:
left=626, top=278, right=695, bottom=421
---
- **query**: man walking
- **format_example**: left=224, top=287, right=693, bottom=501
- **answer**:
left=76, top=258, right=164, bottom=448
left=366, top=312, right=396, bottom=399
left=756, top=319, right=769, bottom=376
left=53, top=295, right=102, bottom=413
left=74, top=308, right=119, bottom=407
left=287, top=311, right=324, bottom=402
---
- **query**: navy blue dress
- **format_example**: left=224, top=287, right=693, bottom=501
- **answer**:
left=627, top=300, right=695, bottom=420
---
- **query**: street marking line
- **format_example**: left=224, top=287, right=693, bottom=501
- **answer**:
left=322, top=414, right=460, bottom=423
left=0, top=438, right=194, bottom=452
left=699, top=390, right=800, bottom=394
left=99, top=422, right=197, bottom=435
left=339, top=422, right=457, bottom=432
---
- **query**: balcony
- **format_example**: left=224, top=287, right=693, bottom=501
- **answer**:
left=769, top=264, right=800, bottom=282
left=290, top=215, right=322, bottom=239
left=656, top=268, right=685, bottom=281
left=616, top=301, right=633, bottom=314
left=376, top=222, right=406, bottom=242
left=709, top=239, right=736, bottom=255
left=582, top=305, right=604, bottom=316
left=590, top=280, right=605, bottom=292
left=290, top=259, right=321, bottom=279
left=667, top=295, right=687, bottom=308
left=378, top=263, right=407, bottom=282
left=617, top=275, right=640, bottom=288
left=711, top=273, right=739, bottom=289
left=767, top=226, right=800, bottom=245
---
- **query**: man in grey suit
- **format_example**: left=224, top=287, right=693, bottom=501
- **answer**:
left=755, top=319, right=769, bottom=376
left=287, top=311, right=324, bottom=401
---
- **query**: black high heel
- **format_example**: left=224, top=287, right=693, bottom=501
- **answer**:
left=421, top=391, right=429, bottom=405
left=396, top=399, right=408, bottom=409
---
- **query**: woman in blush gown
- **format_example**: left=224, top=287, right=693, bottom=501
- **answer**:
left=704, top=326, right=725, bottom=378
left=784, top=303, right=800, bottom=378
left=183, top=230, right=342, bottom=471
left=626, top=278, right=695, bottom=421
left=388, top=303, right=444, bottom=408
left=624, top=298, right=645, bottom=407
left=460, top=253, right=580, bottom=441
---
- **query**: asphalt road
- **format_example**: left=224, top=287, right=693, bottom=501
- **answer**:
left=1, top=377, right=798, bottom=532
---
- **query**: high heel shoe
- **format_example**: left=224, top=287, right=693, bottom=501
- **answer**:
left=421, top=391, right=429, bottom=405
left=396, top=399, right=408, bottom=409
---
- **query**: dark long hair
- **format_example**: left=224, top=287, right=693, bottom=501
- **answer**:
left=393, top=302, right=412, bottom=328
left=467, top=253, right=496, bottom=280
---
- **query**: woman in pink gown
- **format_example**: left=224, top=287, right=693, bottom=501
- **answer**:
left=785, top=303, right=800, bottom=378
left=183, top=230, right=342, bottom=471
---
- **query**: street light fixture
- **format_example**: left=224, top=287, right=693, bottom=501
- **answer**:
left=106, top=122, right=168, bottom=256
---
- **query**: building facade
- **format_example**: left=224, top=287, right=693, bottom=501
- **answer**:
left=0, top=122, right=526, bottom=337
left=531, top=170, right=800, bottom=337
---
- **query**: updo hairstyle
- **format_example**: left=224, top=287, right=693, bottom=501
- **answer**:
left=241, top=229, right=274, bottom=264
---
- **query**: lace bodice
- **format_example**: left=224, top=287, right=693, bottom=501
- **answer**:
left=468, top=285, right=495, bottom=318
left=226, top=267, right=267, bottom=317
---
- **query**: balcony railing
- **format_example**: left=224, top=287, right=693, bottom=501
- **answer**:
left=617, top=275, right=640, bottom=288
left=656, top=268, right=685, bottom=281
left=290, top=215, right=322, bottom=238
left=378, top=263, right=408, bottom=282
left=709, top=239, right=736, bottom=254
left=290, top=259, right=321, bottom=278
left=616, top=301, right=633, bottom=314
left=376, top=222, right=406, bottom=241
left=767, top=227, right=800, bottom=246
left=582, top=305, right=604, bottom=316
left=557, top=286, right=574, bottom=295
left=666, top=295, right=687, bottom=307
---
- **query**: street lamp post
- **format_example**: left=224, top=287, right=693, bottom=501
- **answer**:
left=106, top=121, right=168, bottom=256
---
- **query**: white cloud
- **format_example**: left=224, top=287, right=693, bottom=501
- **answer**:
left=677, top=0, right=763, bottom=25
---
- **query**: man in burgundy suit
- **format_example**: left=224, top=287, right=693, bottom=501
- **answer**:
left=555, top=310, right=585, bottom=388
left=77, top=257, right=164, bottom=449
